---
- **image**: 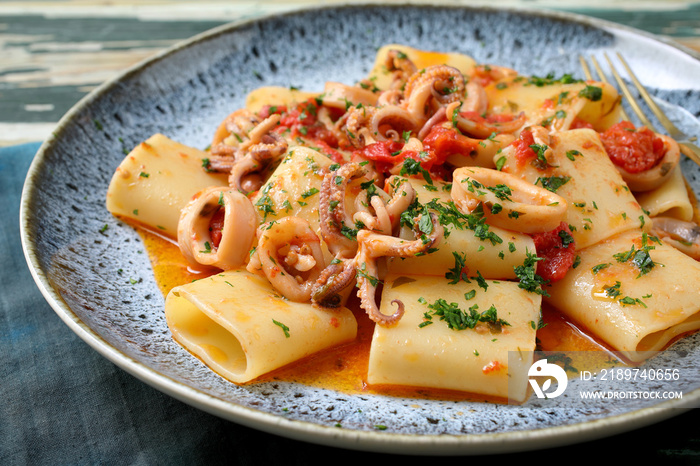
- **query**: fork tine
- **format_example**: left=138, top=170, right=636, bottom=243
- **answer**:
left=589, top=55, right=609, bottom=85
left=578, top=55, right=592, bottom=80
left=612, top=52, right=700, bottom=167
left=582, top=53, right=700, bottom=168
left=602, top=53, right=657, bottom=130
left=615, top=52, right=682, bottom=139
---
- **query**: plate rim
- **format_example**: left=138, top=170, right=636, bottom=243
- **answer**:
left=18, top=1, right=700, bottom=455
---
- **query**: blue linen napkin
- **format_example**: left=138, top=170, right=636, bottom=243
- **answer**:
left=0, top=143, right=312, bottom=464
left=2, top=143, right=698, bottom=464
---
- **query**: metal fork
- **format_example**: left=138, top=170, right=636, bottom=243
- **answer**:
left=579, top=52, right=700, bottom=166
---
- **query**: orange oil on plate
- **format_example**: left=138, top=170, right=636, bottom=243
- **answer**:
left=138, top=227, right=622, bottom=402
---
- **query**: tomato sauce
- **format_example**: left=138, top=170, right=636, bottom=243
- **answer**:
left=422, top=125, right=478, bottom=165
left=208, top=207, right=225, bottom=248
left=599, top=121, right=665, bottom=173
left=353, top=125, right=482, bottom=176
left=510, top=128, right=538, bottom=167
left=531, top=222, right=577, bottom=283
left=261, top=99, right=345, bottom=163
left=135, top=224, right=619, bottom=402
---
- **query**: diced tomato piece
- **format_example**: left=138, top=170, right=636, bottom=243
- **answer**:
left=599, top=121, right=665, bottom=173
left=541, top=99, right=555, bottom=110
left=422, top=125, right=478, bottom=165
left=311, top=137, right=346, bottom=164
left=258, top=104, right=287, bottom=118
left=531, top=222, right=576, bottom=283
left=353, top=140, right=441, bottom=174
left=355, top=140, right=404, bottom=163
left=278, top=99, right=319, bottom=128
left=511, top=129, right=538, bottom=166
left=208, top=207, right=225, bottom=248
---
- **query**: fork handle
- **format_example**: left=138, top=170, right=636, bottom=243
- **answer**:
left=680, top=142, right=700, bottom=167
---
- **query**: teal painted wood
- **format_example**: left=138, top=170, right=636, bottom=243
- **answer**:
left=561, top=3, right=700, bottom=36
left=0, top=15, right=227, bottom=125
left=0, top=3, right=698, bottom=143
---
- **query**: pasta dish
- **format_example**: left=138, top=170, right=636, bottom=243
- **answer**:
left=105, top=45, right=700, bottom=403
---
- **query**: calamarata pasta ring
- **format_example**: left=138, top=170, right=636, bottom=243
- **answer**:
left=451, top=167, right=568, bottom=234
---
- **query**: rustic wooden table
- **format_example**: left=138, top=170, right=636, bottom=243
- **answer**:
left=1, top=0, right=699, bottom=146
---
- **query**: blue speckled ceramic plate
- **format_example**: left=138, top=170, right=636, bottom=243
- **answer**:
left=20, top=3, right=700, bottom=455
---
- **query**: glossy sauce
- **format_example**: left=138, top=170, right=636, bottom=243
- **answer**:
left=137, top=225, right=622, bottom=402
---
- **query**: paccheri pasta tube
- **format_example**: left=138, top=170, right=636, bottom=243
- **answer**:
left=387, top=177, right=536, bottom=279
left=106, top=134, right=228, bottom=236
left=368, top=274, right=541, bottom=402
left=165, top=269, right=357, bottom=383
left=545, top=229, right=700, bottom=362
left=497, top=127, right=651, bottom=249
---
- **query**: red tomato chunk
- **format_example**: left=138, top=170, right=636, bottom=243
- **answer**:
left=511, top=129, right=538, bottom=166
left=208, top=207, right=225, bottom=248
left=422, top=126, right=478, bottom=165
left=531, top=222, right=576, bottom=283
left=599, top=121, right=665, bottom=173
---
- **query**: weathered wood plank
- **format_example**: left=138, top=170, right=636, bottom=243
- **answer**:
left=1, top=1, right=699, bottom=145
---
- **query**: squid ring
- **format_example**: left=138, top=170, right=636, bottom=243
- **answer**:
left=651, top=216, right=700, bottom=260
left=255, top=217, right=327, bottom=302
left=321, top=81, right=379, bottom=110
left=369, top=105, right=421, bottom=142
left=451, top=167, right=567, bottom=234
left=177, top=186, right=258, bottom=270
left=615, top=135, right=681, bottom=192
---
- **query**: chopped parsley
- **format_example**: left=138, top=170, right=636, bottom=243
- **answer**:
left=514, top=249, right=550, bottom=297
left=603, top=281, right=622, bottom=298
left=356, top=262, right=379, bottom=287
left=255, top=184, right=276, bottom=220
left=340, top=224, right=359, bottom=240
left=201, top=158, right=213, bottom=172
left=424, top=199, right=503, bottom=245
left=526, top=73, right=580, bottom=87
left=572, top=255, right=582, bottom=269
left=565, top=149, right=582, bottom=161
left=578, top=85, right=603, bottom=101
left=535, top=175, right=571, bottom=193
left=300, top=187, right=319, bottom=199
left=495, top=155, right=507, bottom=171
left=272, top=319, right=290, bottom=338
left=592, top=263, right=611, bottom=274
left=420, top=299, right=510, bottom=331
left=486, top=183, right=513, bottom=201
left=612, top=232, right=662, bottom=278
left=619, top=296, right=648, bottom=308
left=400, top=157, right=433, bottom=185
left=558, top=229, right=575, bottom=248
left=530, top=143, right=551, bottom=169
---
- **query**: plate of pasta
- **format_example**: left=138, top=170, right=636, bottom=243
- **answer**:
left=20, top=3, right=700, bottom=455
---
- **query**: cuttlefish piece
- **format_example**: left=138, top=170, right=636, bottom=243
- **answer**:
left=248, top=217, right=326, bottom=302
left=451, top=166, right=567, bottom=234
left=177, top=186, right=258, bottom=270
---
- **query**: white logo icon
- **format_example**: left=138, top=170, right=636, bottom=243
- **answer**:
left=528, top=358, right=568, bottom=399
